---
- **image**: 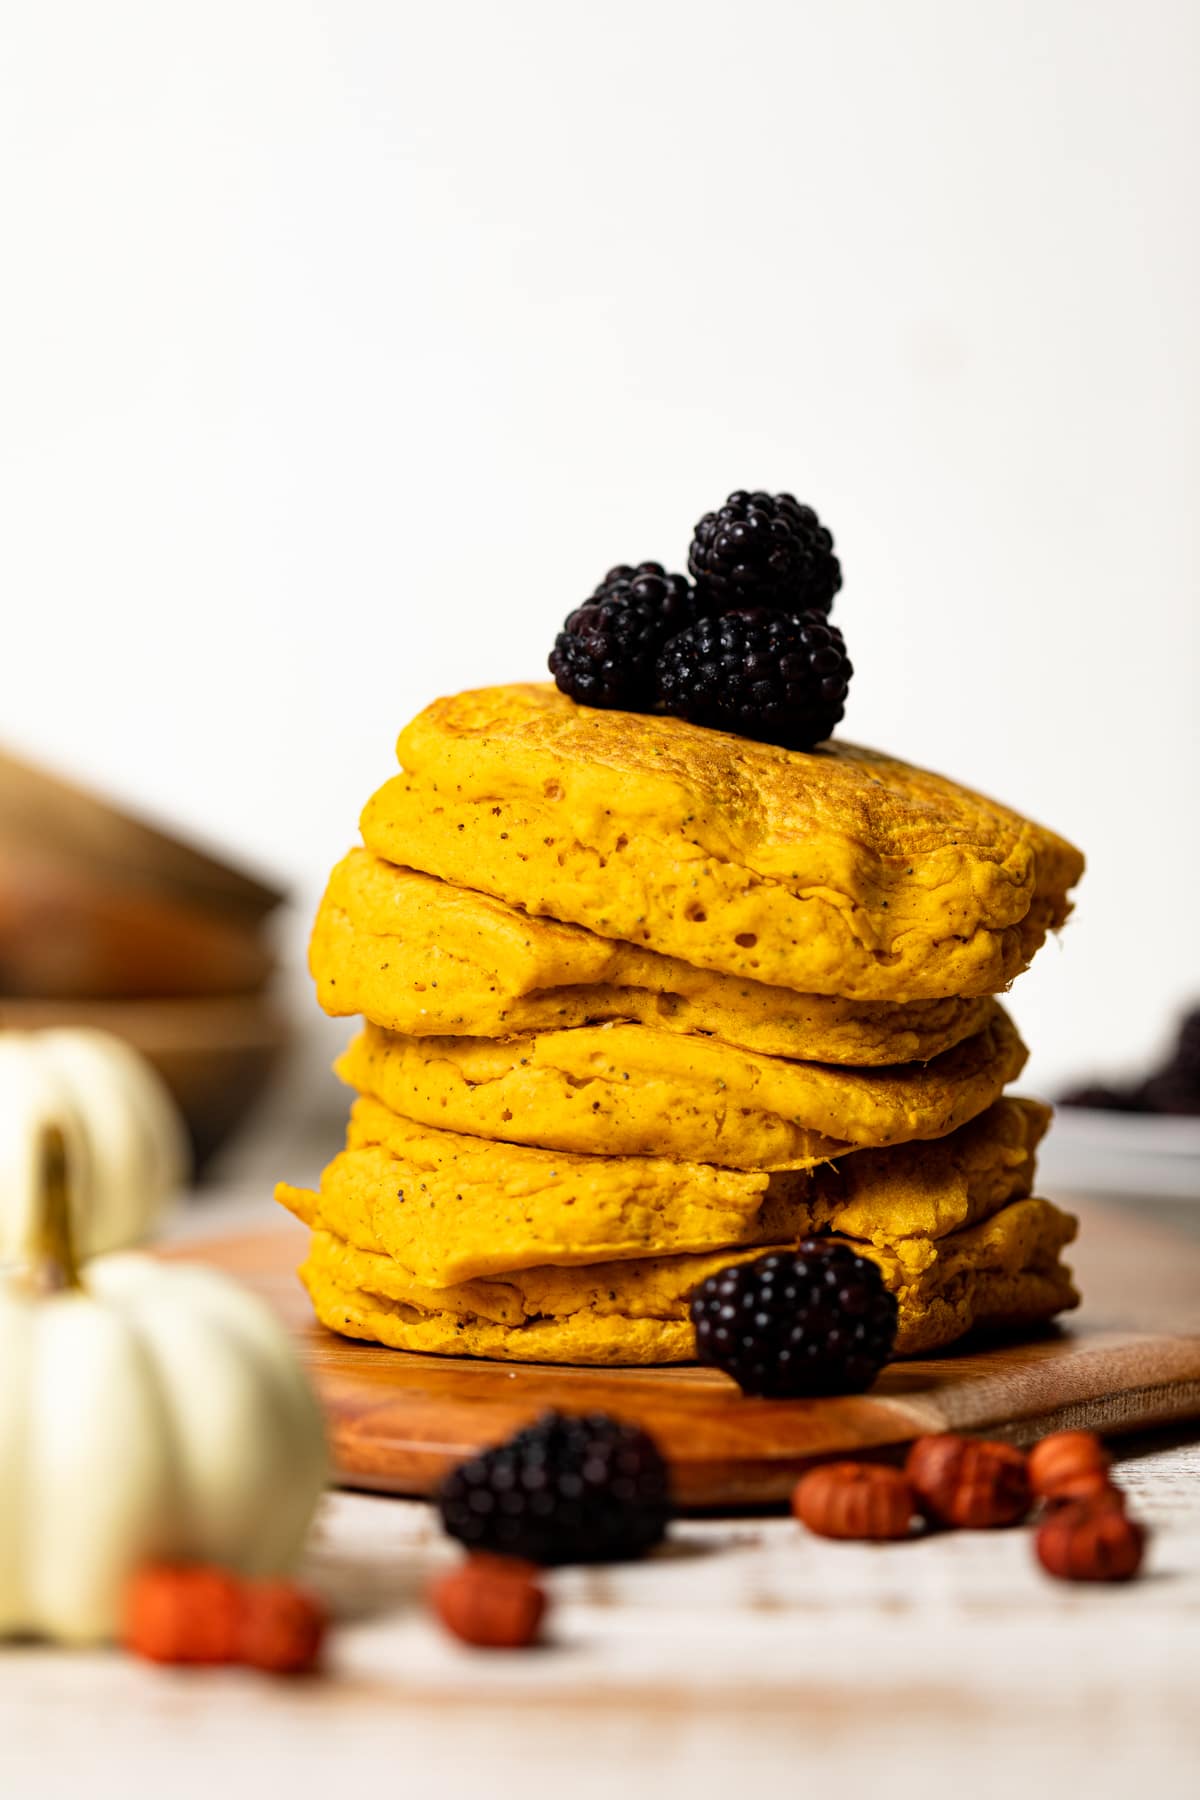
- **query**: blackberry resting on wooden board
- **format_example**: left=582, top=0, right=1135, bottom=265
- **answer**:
left=690, top=1240, right=898, bottom=1397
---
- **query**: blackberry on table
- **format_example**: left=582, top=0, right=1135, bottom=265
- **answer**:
left=656, top=608, right=852, bottom=750
left=1174, top=1006, right=1200, bottom=1078
left=690, top=1241, right=898, bottom=1398
left=1153, top=1005, right=1200, bottom=1110
left=1059, top=1082, right=1144, bottom=1114
left=438, top=1410, right=671, bottom=1565
left=1062, top=1005, right=1200, bottom=1117
left=549, top=562, right=697, bottom=710
left=688, top=491, right=841, bottom=615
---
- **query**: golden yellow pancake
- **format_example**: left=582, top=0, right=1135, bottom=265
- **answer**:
left=297, top=1196, right=1078, bottom=1364
left=360, top=684, right=1083, bottom=1002
left=276, top=1093, right=1048, bottom=1287
left=313, top=847, right=993, bottom=1064
left=334, top=1006, right=1026, bottom=1172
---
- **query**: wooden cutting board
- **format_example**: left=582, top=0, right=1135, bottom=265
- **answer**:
left=170, top=1200, right=1200, bottom=1506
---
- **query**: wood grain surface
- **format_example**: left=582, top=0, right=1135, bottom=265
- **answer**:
left=168, top=1199, right=1200, bottom=1506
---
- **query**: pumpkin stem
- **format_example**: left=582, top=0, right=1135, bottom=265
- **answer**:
left=28, top=1126, right=83, bottom=1294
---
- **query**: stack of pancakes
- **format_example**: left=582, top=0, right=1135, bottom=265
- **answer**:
left=278, top=683, right=1085, bottom=1366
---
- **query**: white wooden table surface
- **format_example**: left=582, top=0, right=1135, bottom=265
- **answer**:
left=4, top=1100, right=1198, bottom=1800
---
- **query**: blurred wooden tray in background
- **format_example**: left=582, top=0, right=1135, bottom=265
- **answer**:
left=0, top=848, right=274, bottom=998
left=0, top=746, right=283, bottom=926
left=1, top=745, right=289, bottom=1165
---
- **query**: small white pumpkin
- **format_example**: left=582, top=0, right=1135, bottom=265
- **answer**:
left=0, top=1028, right=187, bottom=1263
left=0, top=1131, right=327, bottom=1644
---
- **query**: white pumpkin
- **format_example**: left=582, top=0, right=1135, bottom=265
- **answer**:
left=0, top=1133, right=327, bottom=1644
left=0, top=1028, right=187, bottom=1263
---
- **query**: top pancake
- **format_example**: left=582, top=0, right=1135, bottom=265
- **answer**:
left=361, top=684, right=1084, bottom=1002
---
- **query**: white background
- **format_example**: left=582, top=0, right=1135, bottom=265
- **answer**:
left=2, top=0, right=1197, bottom=1091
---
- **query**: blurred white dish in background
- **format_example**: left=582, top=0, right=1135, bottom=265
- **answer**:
left=1039, top=1105, right=1200, bottom=1203
left=0, top=1027, right=188, bottom=1263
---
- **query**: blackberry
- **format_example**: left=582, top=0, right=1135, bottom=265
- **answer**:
left=688, top=491, right=841, bottom=615
left=656, top=608, right=852, bottom=750
left=592, top=560, right=695, bottom=623
left=438, top=1411, right=671, bottom=1565
left=549, top=562, right=696, bottom=710
left=690, top=1241, right=898, bottom=1398
left=1063, top=1006, right=1200, bottom=1118
left=1139, top=1009, right=1200, bottom=1115
left=1169, top=1006, right=1200, bottom=1082
left=1137, top=1072, right=1200, bottom=1116
left=1059, top=1082, right=1144, bottom=1114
